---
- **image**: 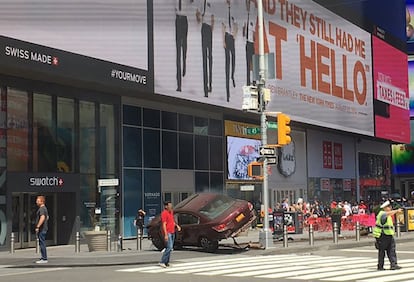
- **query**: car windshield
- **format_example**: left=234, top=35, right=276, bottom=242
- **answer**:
left=199, top=195, right=236, bottom=219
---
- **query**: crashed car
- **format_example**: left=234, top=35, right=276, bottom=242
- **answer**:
left=147, top=193, right=256, bottom=252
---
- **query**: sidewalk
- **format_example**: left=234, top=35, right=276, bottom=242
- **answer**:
left=0, top=229, right=412, bottom=268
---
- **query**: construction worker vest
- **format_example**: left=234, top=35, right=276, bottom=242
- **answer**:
left=373, top=211, right=394, bottom=238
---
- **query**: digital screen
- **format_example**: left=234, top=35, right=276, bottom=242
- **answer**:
left=227, top=136, right=261, bottom=180
left=392, top=144, right=414, bottom=175
left=407, top=2, right=414, bottom=42
left=372, top=36, right=410, bottom=143
left=0, top=0, right=148, bottom=70
left=409, top=59, right=414, bottom=117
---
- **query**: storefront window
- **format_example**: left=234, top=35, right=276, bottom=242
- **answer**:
left=123, top=168, right=142, bottom=237
left=80, top=101, right=96, bottom=174
left=7, top=88, right=29, bottom=172
left=33, top=93, right=55, bottom=172
left=0, top=88, right=7, bottom=246
left=80, top=174, right=97, bottom=231
left=57, top=97, right=75, bottom=172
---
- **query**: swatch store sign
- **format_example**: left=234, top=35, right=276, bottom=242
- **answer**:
left=29, top=176, right=64, bottom=188
left=8, top=173, right=80, bottom=193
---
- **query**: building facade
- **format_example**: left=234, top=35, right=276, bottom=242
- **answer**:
left=0, top=0, right=408, bottom=249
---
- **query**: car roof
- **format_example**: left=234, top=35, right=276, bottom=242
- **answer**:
left=175, top=193, right=222, bottom=211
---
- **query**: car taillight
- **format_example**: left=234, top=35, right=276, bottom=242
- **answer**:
left=248, top=202, right=253, bottom=211
left=212, top=223, right=229, bottom=232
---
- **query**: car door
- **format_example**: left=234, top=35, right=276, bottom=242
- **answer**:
left=176, top=212, right=200, bottom=245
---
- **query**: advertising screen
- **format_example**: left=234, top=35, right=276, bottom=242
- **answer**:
left=227, top=136, right=261, bottom=180
left=373, top=36, right=410, bottom=143
left=409, top=59, right=414, bottom=117
left=0, top=0, right=148, bottom=70
left=154, top=0, right=373, bottom=136
left=392, top=144, right=414, bottom=175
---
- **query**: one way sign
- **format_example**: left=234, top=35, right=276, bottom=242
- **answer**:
left=259, top=146, right=276, bottom=156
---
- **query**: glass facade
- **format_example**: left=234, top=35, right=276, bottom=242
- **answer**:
left=1, top=86, right=118, bottom=242
left=122, top=105, right=224, bottom=238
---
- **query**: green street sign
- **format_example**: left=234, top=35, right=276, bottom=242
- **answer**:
left=267, top=121, right=278, bottom=129
left=246, top=127, right=261, bottom=135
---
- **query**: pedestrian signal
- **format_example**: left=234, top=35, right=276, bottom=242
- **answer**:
left=248, top=161, right=263, bottom=179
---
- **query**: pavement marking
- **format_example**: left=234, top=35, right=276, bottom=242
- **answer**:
left=342, top=249, right=414, bottom=255
left=116, top=254, right=414, bottom=281
left=0, top=267, right=67, bottom=277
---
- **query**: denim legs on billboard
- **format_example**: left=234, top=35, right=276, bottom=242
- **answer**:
left=176, top=15, right=188, bottom=92
left=224, top=32, right=235, bottom=102
left=201, top=23, right=212, bottom=97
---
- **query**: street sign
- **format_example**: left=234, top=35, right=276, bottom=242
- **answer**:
left=259, top=146, right=276, bottom=156
left=267, top=157, right=278, bottom=165
left=246, top=127, right=261, bottom=135
left=97, top=178, right=119, bottom=187
left=267, top=121, right=278, bottom=129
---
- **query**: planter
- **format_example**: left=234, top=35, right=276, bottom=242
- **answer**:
left=83, top=231, right=108, bottom=252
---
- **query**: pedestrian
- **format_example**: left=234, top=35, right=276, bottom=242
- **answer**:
left=35, top=195, right=49, bottom=264
left=159, top=201, right=181, bottom=268
left=373, top=200, right=403, bottom=271
left=134, top=209, right=146, bottom=238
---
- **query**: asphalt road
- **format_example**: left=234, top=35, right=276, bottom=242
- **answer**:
left=1, top=241, right=414, bottom=282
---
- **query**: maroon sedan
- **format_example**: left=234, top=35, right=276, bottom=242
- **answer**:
left=147, top=193, right=256, bottom=252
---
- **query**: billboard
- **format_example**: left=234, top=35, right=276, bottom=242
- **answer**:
left=227, top=136, right=261, bottom=180
left=409, top=59, right=414, bottom=117
left=153, top=0, right=373, bottom=136
left=372, top=36, right=410, bottom=143
left=0, top=0, right=151, bottom=92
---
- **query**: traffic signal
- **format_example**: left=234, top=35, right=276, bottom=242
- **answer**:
left=277, top=113, right=291, bottom=145
left=247, top=161, right=263, bottom=179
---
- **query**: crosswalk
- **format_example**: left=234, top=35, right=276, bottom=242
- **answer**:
left=117, top=254, right=414, bottom=281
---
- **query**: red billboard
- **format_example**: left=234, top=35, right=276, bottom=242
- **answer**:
left=373, top=36, right=410, bottom=143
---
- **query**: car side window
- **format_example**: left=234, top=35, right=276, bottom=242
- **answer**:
left=178, top=213, right=199, bottom=225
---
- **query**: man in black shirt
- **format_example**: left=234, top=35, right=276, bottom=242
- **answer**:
left=35, top=195, right=49, bottom=263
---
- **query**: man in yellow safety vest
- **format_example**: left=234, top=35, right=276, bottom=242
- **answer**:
left=372, top=200, right=403, bottom=271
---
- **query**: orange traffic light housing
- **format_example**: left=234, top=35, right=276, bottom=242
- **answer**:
left=247, top=161, right=263, bottom=179
left=277, top=113, right=291, bottom=145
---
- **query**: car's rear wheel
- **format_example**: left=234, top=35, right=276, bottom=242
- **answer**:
left=199, top=236, right=219, bottom=252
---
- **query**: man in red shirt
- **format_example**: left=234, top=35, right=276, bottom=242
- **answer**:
left=159, top=201, right=181, bottom=268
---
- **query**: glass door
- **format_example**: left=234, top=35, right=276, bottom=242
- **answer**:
left=12, top=193, right=56, bottom=249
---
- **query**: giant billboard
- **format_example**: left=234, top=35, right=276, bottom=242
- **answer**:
left=0, top=0, right=150, bottom=92
left=153, top=0, right=374, bottom=136
left=372, top=36, right=410, bottom=143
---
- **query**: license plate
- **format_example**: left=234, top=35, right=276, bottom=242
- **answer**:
left=236, top=213, right=245, bottom=222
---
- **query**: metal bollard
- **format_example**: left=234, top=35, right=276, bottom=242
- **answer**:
left=106, top=230, right=111, bottom=252
left=36, top=235, right=40, bottom=254
left=137, top=228, right=142, bottom=251
left=309, top=224, right=314, bottom=246
left=117, top=234, right=123, bottom=252
left=283, top=225, right=288, bottom=248
left=333, top=222, right=338, bottom=244
left=75, top=231, right=81, bottom=253
left=10, top=233, right=15, bottom=254
left=355, top=221, right=360, bottom=242
left=396, top=221, right=401, bottom=238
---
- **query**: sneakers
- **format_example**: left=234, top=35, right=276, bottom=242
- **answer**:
left=377, top=267, right=385, bottom=271
left=160, top=248, right=166, bottom=253
left=35, top=259, right=48, bottom=264
left=158, top=263, right=167, bottom=268
left=390, top=265, right=402, bottom=270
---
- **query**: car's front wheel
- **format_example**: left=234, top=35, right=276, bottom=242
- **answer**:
left=151, top=235, right=165, bottom=251
left=199, top=236, right=219, bottom=252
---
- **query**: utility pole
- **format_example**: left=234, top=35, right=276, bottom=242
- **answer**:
left=257, top=0, right=272, bottom=249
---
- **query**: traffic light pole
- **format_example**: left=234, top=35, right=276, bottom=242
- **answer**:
left=257, top=0, right=272, bottom=249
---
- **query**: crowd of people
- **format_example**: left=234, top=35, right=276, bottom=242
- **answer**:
left=269, top=197, right=412, bottom=222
